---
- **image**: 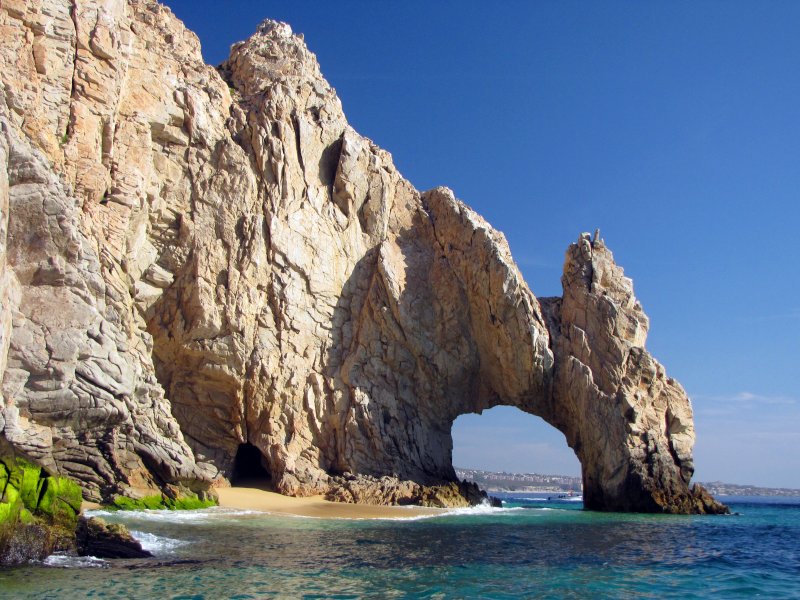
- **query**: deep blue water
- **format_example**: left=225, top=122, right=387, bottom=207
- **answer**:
left=1, top=494, right=798, bottom=599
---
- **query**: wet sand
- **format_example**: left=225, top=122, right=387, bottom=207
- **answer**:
left=216, top=485, right=445, bottom=519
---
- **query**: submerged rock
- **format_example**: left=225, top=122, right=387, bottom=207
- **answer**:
left=0, top=1, right=725, bottom=515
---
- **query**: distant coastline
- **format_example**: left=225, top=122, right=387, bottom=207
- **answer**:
left=698, top=482, right=800, bottom=498
left=455, top=468, right=582, bottom=494
left=455, top=468, right=800, bottom=497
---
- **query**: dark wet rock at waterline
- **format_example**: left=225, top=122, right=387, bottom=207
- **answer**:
left=76, top=517, right=152, bottom=559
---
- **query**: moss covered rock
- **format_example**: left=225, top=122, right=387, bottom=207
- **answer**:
left=0, top=455, right=84, bottom=565
left=0, top=501, right=19, bottom=524
left=0, top=462, right=8, bottom=494
left=1, top=454, right=216, bottom=565
left=2, top=479, right=21, bottom=509
left=0, top=456, right=82, bottom=523
left=112, top=491, right=216, bottom=511
left=13, top=460, right=43, bottom=510
left=36, top=476, right=83, bottom=525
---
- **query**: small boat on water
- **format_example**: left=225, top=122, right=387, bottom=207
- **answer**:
left=546, top=491, right=583, bottom=502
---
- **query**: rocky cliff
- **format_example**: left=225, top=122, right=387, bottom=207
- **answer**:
left=0, top=0, right=726, bottom=513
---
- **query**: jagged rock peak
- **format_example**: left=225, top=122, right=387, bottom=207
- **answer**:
left=224, top=15, right=333, bottom=101
left=255, top=19, right=294, bottom=37
left=0, top=0, right=726, bottom=514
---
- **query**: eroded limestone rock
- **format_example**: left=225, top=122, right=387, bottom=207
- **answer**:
left=0, top=0, right=725, bottom=513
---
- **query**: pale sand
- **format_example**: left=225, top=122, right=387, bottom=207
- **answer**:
left=80, top=484, right=445, bottom=519
left=216, top=485, right=445, bottom=519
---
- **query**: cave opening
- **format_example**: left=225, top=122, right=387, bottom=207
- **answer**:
left=232, top=442, right=271, bottom=485
left=451, top=406, right=581, bottom=493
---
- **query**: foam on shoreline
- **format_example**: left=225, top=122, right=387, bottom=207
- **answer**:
left=82, top=486, right=527, bottom=523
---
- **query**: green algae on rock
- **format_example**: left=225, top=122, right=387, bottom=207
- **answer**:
left=111, top=492, right=217, bottom=511
left=0, top=455, right=83, bottom=565
left=1, top=454, right=159, bottom=564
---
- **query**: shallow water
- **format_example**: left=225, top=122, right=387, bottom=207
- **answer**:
left=1, top=495, right=798, bottom=599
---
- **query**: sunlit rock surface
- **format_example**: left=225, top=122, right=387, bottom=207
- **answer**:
left=0, top=0, right=725, bottom=513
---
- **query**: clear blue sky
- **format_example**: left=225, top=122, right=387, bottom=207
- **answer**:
left=162, top=0, right=800, bottom=488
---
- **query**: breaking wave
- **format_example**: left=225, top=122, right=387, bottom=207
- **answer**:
left=84, top=507, right=259, bottom=523
left=42, top=553, right=108, bottom=569
left=129, top=531, right=188, bottom=555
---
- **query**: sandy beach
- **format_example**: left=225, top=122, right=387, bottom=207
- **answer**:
left=80, top=485, right=445, bottom=519
left=216, top=485, right=445, bottom=519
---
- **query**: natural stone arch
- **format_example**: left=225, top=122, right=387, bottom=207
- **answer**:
left=0, top=9, right=725, bottom=515
left=335, top=190, right=726, bottom=514
left=310, top=186, right=722, bottom=513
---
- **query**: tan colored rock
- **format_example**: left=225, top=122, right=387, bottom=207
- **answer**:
left=0, top=1, right=725, bottom=513
left=541, top=233, right=726, bottom=513
left=0, top=88, right=212, bottom=500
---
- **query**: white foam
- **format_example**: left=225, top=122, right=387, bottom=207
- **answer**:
left=438, top=500, right=526, bottom=517
left=87, top=502, right=521, bottom=525
left=341, top=501, right=526, bottom=521
left=227, top=500, right=525, bottom=522
left=85, top=507, right=259, bottom=523
left=129, top=530, right=188, bottom=555
left=42, top=553, right=108, bottom=568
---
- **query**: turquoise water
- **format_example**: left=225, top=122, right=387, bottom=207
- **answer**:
left=1, top=494, right=798, bottom=599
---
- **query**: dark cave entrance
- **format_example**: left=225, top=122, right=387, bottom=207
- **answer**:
left=232, top=442, right=271, bottom=485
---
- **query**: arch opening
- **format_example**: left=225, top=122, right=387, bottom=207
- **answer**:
left=232, top=442, right=271, bottom=485
left=451, top=406, right=581, bottom=493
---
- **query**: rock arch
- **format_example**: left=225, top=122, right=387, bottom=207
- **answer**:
left=313, top=187, right=724, bottom=513
left=0, top=6, right=725, bottom=514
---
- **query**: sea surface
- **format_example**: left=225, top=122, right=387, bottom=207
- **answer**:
left=1, top=494, right=798, bottom=599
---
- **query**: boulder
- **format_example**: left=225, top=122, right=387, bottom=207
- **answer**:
left=76, top=516, right=152, bottom=559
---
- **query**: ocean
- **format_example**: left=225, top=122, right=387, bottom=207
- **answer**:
left=1, top=494, right=798, bottom=599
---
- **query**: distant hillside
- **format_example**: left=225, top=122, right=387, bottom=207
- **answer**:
left=457, top=468, right=800, bottom=497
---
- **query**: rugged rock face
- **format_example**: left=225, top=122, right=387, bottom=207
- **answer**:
left=542, top=233, right=726, bottom=513
left=0, top=0, right=726, bottom=513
